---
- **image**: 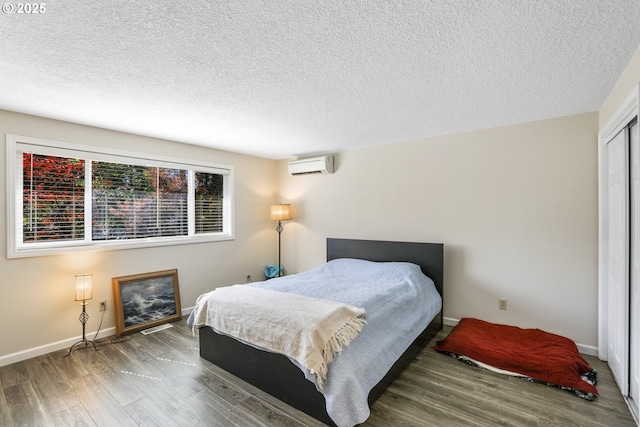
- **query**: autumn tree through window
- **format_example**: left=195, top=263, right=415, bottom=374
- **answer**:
left=22, top=154, right=85, bottom=242
left=8, top=135, right=233, bottom=258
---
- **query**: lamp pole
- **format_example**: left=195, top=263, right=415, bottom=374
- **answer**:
left=276, top=220, right=283, bottom=276
left=66, top=301, right=97, bottom=356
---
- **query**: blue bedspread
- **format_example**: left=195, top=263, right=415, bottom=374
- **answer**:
left=190, top=258, right=441, bottom=427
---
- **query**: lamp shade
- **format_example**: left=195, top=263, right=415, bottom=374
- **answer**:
left=270, top=204, right=292, bottom=221
left=74, top=274, right=93, bottom=301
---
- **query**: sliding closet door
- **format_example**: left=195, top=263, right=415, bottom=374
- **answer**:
left=607, top=129, right=630, bottom=394
left=630, top=121, right=639, bottom=412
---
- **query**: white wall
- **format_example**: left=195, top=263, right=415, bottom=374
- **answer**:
left=277, top=112, right=599, bottom=349
left=0, top=110, right=277, bottom=363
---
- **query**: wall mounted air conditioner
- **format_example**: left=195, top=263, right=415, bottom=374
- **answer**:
left=288, top=155, right=334, bottom=175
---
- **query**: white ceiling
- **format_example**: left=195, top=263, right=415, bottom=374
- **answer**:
left=1, top=1, right=640, bottom=160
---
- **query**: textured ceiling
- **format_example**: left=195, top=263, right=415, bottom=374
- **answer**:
left=1, top=1, right=640, bottom=160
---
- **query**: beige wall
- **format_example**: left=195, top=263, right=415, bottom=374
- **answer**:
left=8, top=41, right=639, bottom=360
left=277, top=112, right=599, bottom=348
left=0, top=110, right=277, bottom=362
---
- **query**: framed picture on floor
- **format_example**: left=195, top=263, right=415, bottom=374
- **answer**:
left=112, top=269, right=182, bottom=335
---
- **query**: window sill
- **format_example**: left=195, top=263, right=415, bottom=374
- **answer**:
left=8, top=233, right=235, bottom=259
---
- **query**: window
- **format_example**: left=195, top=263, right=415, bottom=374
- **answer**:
left=7, top=134, right=234, bottom=258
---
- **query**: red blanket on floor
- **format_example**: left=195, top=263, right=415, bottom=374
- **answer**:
left=433, top=318, right=598, bottom=397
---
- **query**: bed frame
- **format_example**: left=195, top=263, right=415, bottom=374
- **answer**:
left=198, top=238, right=444, bottom=426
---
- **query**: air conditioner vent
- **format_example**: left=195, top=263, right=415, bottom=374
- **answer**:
left=288, top=155, right=334, bottom=175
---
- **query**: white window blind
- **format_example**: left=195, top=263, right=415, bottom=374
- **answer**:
left=92, top=162, right=189, bottom=240
left=7, top=134, right=234, bottom=258
left=22, top=153, right=85, bottom=242
left=195, top=171, right=224, bottom=234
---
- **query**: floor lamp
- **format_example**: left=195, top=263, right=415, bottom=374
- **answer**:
left=270, top=203, right=292, bottom=277
left=66, top=274, right=98, bottom=356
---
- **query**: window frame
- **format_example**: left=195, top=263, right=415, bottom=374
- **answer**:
left=6, top=134, right=235, bottom=258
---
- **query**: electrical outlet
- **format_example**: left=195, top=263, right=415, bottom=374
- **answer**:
left=498, top=298, right=507, bottom=310
left=99, top=300, right=107, bottom=312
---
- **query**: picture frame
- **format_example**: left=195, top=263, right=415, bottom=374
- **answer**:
left=112, top=269, right=182, bottom=335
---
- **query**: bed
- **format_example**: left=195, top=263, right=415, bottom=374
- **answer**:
left=190, top=238, right=444, bottom=426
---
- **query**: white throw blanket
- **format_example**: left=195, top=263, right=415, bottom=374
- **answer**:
left=190, top=284, right=366, bottom=388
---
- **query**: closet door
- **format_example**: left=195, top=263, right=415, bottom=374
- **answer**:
left=630, top=121, right=639, bottom=412
left=607, top=129, right=629, bottom=394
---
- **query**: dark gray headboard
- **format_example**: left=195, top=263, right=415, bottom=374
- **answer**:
left=326, top=238, right=444, bottom=298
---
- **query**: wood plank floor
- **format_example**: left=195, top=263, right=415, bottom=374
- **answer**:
left=0, top=319, right=635, bottom=426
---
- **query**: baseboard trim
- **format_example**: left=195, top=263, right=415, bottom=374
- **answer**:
left=443, top=316, right=598, bottom=356
left=443, top=316, right=459, bottom=327
left=0, top=327, right=117, bottom=368
left=2, top=309, right=597, bottom=368
left=0, top=306, right=195, bottom=368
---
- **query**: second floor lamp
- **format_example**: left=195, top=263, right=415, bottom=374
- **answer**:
left=270, top=203, right=292, bottom=277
